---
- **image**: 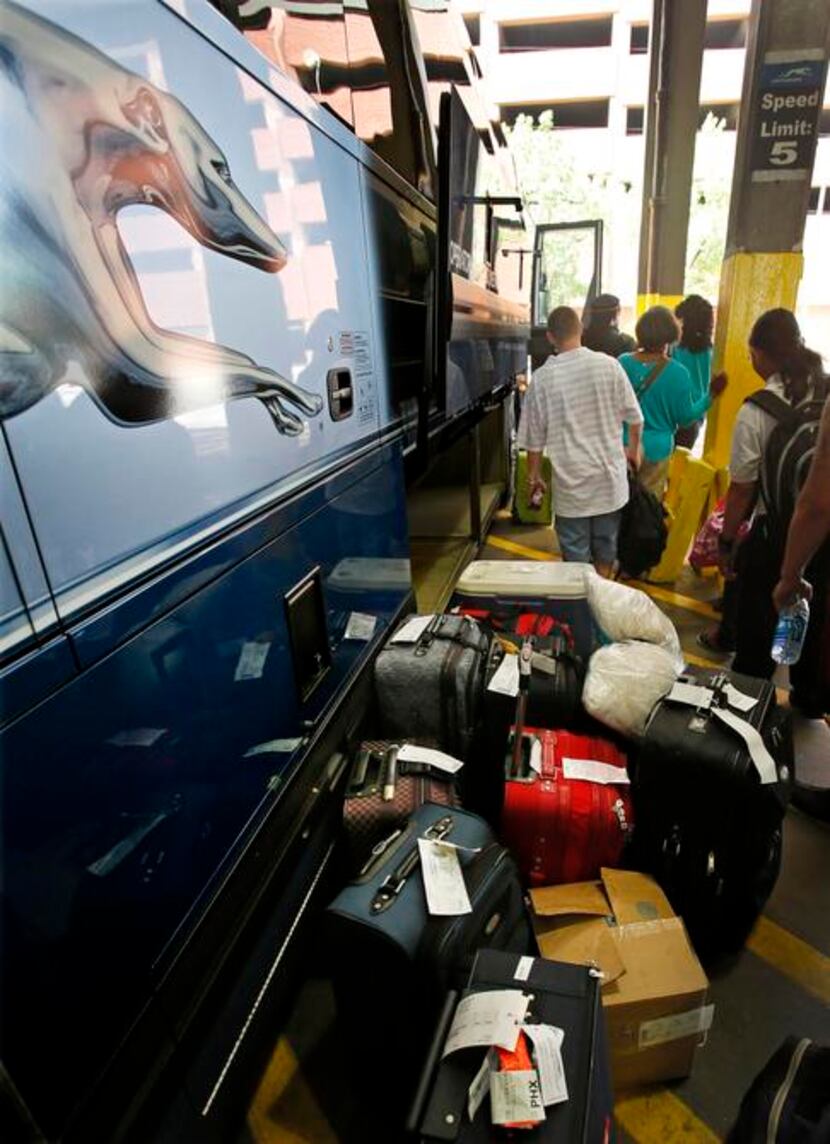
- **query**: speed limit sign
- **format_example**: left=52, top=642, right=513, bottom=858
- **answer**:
left=750, top=52, right=826, bottom=182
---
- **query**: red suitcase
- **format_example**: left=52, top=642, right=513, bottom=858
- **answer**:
left=501, top=727, right=633, bottom=886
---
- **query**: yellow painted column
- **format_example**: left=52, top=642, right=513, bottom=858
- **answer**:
left=635, top=293, right=684, bottom=318
left=703, top=251, right=803, bottom=471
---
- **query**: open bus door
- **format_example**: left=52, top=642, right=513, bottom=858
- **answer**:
left=530, top=220, right=603, bottom=369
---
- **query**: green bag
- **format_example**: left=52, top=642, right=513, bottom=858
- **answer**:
left=513, top=451, right=553, bottom=525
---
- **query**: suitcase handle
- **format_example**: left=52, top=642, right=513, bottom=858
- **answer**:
left=370, top=814, right=455, bottom=914
left=405, top=989, right=460, bottom=1136
left=415, top=614, right=445, bottom=656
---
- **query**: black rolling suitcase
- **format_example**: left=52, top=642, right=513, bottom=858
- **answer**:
left=630, top=666, right=792, bottom=959
left=325, top=803, right=536, bottom=1127
left=374, top=614, right=492, bottom=761
left=375, top=614, right=498, bottom=819
left=408, top=949, right=614, bottom=1143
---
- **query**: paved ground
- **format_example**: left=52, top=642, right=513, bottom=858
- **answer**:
left=239, top=514, right=830, bottom=1144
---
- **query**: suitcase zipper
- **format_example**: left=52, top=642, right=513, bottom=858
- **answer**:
left=370, top=815, right=455, bottom=914
left=766, top=1038, right=811, bottom=1144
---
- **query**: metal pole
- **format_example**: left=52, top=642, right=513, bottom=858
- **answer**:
left=637, top=0, right=708, bottom=313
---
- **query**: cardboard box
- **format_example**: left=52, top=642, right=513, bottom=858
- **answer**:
left=530, top=869, right=711, bottom=1090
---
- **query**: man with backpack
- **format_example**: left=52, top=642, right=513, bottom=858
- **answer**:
left=717, top=309, right=828, bottom=718
left=773, top=399, right=830, bottom=613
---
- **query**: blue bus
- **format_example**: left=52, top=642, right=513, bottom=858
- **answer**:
left=0, top=1, right=531, bottom=1138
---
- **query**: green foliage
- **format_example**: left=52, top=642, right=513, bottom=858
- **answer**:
left=685, top=115, right=734, bottom=299
left=502, top=109, right=732, bottom=308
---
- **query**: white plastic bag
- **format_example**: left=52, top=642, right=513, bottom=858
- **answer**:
left=583, top=640, right=679, bottom=739
left=586, top=571, right=683, bottom=670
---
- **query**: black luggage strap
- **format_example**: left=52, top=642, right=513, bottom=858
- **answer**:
left=370, top=815, right=454, bottom=914
left=415, top=613, right=446, bottom=656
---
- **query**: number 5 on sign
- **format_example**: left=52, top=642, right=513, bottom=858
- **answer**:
left=769, top=140, right=798, bottom=166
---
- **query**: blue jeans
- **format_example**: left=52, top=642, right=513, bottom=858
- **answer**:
left=555, top=509, right=622, bottom=566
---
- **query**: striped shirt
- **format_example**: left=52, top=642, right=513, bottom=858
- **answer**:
left=517, top=347, right=643, bottom=518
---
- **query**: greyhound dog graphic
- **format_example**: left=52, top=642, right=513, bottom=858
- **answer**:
left=0, top=2, right=323, bottom=435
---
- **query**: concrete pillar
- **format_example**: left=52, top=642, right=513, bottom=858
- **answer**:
left=637, top=0, right=708, bottom=313
left=704, top=0, right=830, bottom=469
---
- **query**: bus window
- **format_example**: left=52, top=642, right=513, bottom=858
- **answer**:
left=238, top=2, right=356, bottom=129
left=221, top=0, right=436, bottom=197
left=346, top=0, right=435, bottom=198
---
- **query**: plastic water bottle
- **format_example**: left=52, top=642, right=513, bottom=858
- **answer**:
left=770, top=597, right=810, bottom=666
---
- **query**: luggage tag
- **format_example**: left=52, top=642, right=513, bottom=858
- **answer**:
left=442, top=989, right=529, bottom=1057
left=522, top=1024, right=568, bottom=1107
left=418, top=837, right=472, bottom=915
left=398, top=743, right=465, bottom=775
left=562, top=757, right=629, bottom=786
left=488, top=652, right=520, bottom=697
left=490, top=1032, right=545, bottom=1129
left=390, top=614, right=435, bottom=645
left=343, top=611, right=377, bottom=641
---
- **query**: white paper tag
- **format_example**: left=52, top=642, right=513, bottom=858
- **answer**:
left=712, top=707, right=778, bottom=784
left=344, top=611, right=377, bottom=641
left=390, top=614, right=434, bottom=644
left=467, top=1051, right=493, bottom=1122
left=234, top=641, right=270, bottom=681
left=488, top=653, right=520, bottom=697
left=107, top=728, right=166, bottom=748
left=490, top=1070, right=545, bottom=1126
left=398, top=743, right=464, bottom=774
left=514, top=956, right=535, bottom=982
left=243, top=738, right=303, bottom=758
left=638, top=1003, right=715, bottom=1049
left=442, top=990, right=530, bottom=1057
left=668, top=682, right=713, bottom=709
left=418, top=838, right=472, bottom=916
left=522, top=1024, right=568, bottom=1106
left=723, top=683, right=758, bottom=712
left=529, top=738, right=543, bottom=775
left=562, top=757, right=630, bottom=785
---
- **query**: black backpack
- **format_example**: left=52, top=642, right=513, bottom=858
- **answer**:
left=727, top=1037, right=830, bottom=1143
left=617, top=473, right=668, bottom=578
left=748, top=376, right=829, bottom=547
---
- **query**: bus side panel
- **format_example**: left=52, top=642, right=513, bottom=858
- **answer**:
left=0, top=449, right=409, bottom=1136
left=2, top=1, right=383, bottom=649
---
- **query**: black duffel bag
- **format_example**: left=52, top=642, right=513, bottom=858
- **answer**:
left=727, top=1036, right=830, bottom=1143
left=618, top=472, right=668, bottom=578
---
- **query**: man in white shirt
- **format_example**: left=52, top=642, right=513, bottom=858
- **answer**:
left=518, top=306, right=643, bottom=576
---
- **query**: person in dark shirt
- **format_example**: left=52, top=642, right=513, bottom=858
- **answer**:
left=582, top=294, right=636, bottom=359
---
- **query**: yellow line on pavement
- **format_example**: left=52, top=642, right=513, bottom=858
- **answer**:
left=747, top=916, right=830, bottom=1006
left=627, top=581, right=720, bottom=621
left=246, top=1037, right=338, bottom=1144
left=486, top=535, right=720, bottom=620
left=682, top=649, right=725, bottom=670
left=615, top=1089, right=720, bottom=1143
left=486, top=533, right=557, bottom=562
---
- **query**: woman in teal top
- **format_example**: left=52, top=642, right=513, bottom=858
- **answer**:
left=619, top=305, right=727, bottom=498
left=671, top=294, right=723, bottom=449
